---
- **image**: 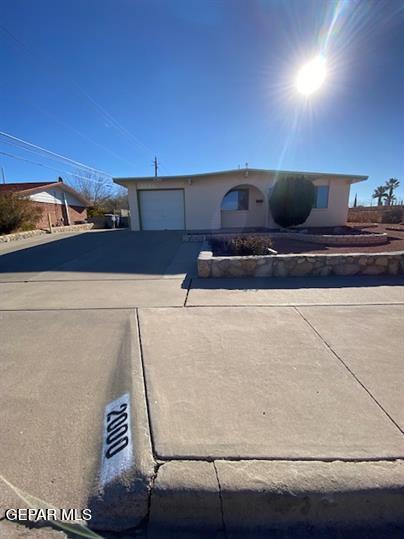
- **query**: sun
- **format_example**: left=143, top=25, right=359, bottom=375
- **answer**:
left=296, top=56, right=326, bottom=96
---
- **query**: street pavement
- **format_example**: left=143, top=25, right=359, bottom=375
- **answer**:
left=0, top=230, right=403, bottom=538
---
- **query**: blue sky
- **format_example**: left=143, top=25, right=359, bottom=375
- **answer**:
left=0, top=0, right=403, bottom=204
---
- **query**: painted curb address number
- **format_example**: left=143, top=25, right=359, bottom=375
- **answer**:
left=101, top=393, right=133, bottom=486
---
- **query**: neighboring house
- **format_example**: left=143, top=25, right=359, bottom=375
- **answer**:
left=0, top=180, right=88, bottom=229
left=114, top=168, right=368, bottom=231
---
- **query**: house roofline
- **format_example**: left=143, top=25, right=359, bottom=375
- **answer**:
left=10, top=181, right=89, bottom=206
left=114, top=168, right=368, bottom=186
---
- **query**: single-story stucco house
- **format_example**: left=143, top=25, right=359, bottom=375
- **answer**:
left=0, top=180, right=88, bottom=229
left=114, top=168, right=367, bottom=231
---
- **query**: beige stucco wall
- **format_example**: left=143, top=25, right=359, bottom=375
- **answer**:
left=120, top=170, right=354, bottom=231
left=302, top=178, right=351, bottom=228
left=221, top=184, right=266, bottom=228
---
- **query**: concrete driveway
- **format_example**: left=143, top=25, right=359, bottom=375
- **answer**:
left=0, top=230, right=199, bottom=309
left=0, top=229, right=403, bottom=537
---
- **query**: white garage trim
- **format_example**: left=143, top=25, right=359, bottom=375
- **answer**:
left=138, top=189, right=185, bottom=231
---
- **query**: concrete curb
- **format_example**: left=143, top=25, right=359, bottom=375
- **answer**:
left=147, top=459, right=404, bottom=534
left=217, top=460, right=404, bottom=530
left=89, top=311, right=156, bottom=531
left=148, top=461, right=223, bottom=534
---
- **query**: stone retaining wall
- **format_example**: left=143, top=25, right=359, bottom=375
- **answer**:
left=198, top=242, right=404, bottom=278
left=186, top=230, right=387, bottom=246
left=0, top=229, right=46, bottom=243
left=0, top=223, right=94, bottom=243
left=49, top=223, right=94, bottom=234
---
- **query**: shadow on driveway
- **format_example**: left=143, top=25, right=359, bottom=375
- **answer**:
left=0, top=230, right=199, bottom=284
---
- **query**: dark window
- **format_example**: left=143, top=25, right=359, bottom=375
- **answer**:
left=313, top=186, right=329, bottom=209
left=221, top=189, right=249, bottom=211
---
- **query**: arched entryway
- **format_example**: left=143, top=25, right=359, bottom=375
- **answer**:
left=220, top=184, right=267, bottom=229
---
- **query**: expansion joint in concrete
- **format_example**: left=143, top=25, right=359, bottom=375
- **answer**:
left=213, top=461, right=227, bottom=539
left=294, top=306, right=404, bottom=437
left=183, top=277, right=193, bottom=307
left=154, top=455, right=404, bottom=464
left=142, top=461, right=162, bottom=532
left=134, top=308, right=157, bottom=456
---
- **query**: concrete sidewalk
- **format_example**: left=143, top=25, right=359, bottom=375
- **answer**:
left=138, top=306, right=404, bottom=460
left=187, top=275, right=404, bottom=306
left=141, top=303, right=404, bottom=535
left=1, top=231, right=403, bottom=537
left=1, top=303, right=402, bottom=536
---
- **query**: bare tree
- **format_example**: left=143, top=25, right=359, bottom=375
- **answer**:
left=103, top=186, right=129, bottom=212
left=66, top=170, right=129, bottom=215
left=67, top=170, right=113, bottom=213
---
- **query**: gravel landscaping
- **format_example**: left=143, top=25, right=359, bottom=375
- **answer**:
left=202, top=225, right=404, bottom=255
left=301, top=224, right=404, bottom=254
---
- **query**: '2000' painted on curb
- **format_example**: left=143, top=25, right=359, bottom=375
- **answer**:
left=105, top=402, right=129, bottom=459
left=101, top=393, right=133, bottom=486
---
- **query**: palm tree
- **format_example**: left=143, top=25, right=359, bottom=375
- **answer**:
left=384, top=178, right=400, bottom=206
left=372, top=185, right=387, bottom=206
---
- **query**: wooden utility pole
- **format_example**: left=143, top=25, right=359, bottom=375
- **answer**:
left=154, top=156, right=158, bottom=177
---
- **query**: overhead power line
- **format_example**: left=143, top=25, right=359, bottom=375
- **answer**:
left=0, top=137, right=113, bottom=180
left=0, top=150, right=114, bottom=186
left=0, top=131, right=111, bottom=178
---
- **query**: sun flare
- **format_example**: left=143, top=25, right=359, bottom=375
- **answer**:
left=296, top=56, right=326, bottom=96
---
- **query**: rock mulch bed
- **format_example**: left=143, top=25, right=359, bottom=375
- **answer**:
left=188, top=224, right=404, bottom=255
left=305, top=224, right=404, bottom=254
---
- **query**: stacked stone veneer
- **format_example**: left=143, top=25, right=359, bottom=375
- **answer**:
left=198, top=242, right=404, bottom=278
left=0, top=223, right=94, bottom=243
left=49, top=223, right=94, bottom=234
left=0, top=229, right=47, bottom=243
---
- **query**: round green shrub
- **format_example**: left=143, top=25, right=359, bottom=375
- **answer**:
left=269, top=176, right=315, bottom=228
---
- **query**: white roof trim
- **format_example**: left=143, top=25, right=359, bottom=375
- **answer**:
left=114, top=168, right=368, bottom=186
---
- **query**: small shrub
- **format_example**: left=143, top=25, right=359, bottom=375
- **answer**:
left=269, top=176, right=315, bottom=228
left=381, top=208, right=403, bottom=224
left=0, top=193, right=42, bottom=234
left=211, top=235, right=273, bottom=256
left=87, top=206, right=105, bottom=217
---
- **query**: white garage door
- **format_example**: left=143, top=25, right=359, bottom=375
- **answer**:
left=139, top=189, right=185, bottom=230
